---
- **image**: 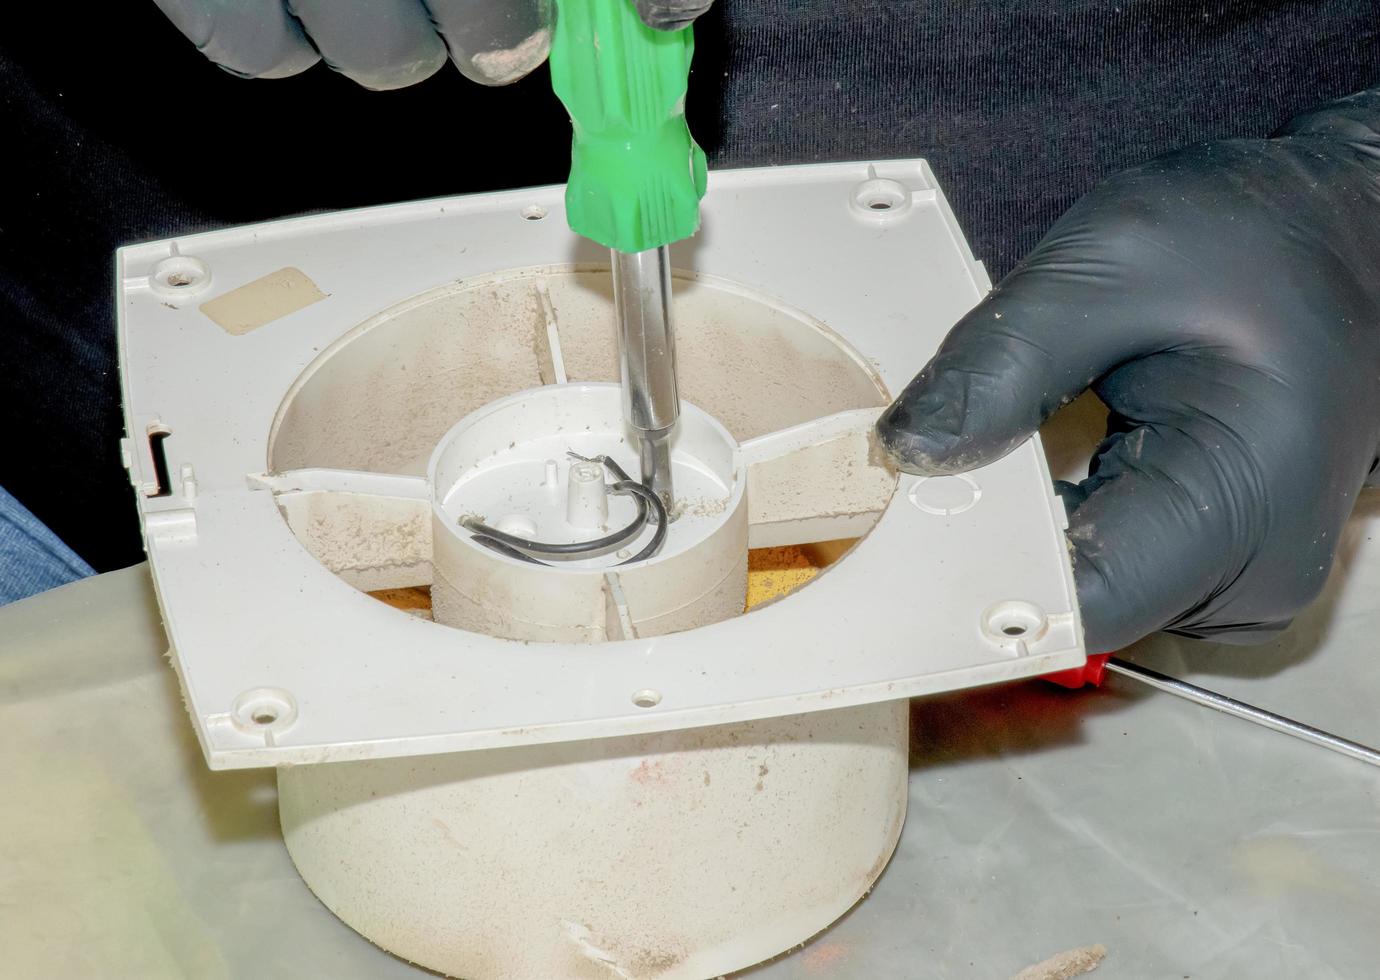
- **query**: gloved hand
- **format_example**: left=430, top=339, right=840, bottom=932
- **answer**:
left=877, top=89, right=1380, bottom=652
left=154, top=0, right=712, bottom=90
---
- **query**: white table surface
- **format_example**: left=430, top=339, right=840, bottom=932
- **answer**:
left=4, top=490, right=1378, bottom=979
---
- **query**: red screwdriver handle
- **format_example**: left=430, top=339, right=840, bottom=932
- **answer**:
left=1043, top=653, right=1113, bottom=689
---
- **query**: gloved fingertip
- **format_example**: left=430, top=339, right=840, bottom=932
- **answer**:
left=634, top=0, right=713, bottom=31
left=456, top=28, right=552, bottom=86
left=239, top=49, right=322, bottom=80
left=643, top=15, right=698, bottom=31
left=873, top=400, right=976, bottom=476
left=875, top=393, right=1027, bottom=476
left=336, top=54, right=447, bottom=91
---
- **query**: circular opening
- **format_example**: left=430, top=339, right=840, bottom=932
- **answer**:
left=632, top=689, right=662, bottom=708
left=149, top=256, right=211, bottom=300
left=268, top=268, right=897, bottom=641
left=982, top=601, right=1049, bottom=645
left=232, top=687, right=298, bottom=734
left=850, top=178, right=912, bottom=219
left=521, top=205, right=547, bottom=221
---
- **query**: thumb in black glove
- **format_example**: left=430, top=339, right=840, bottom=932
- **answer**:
left=878, top=89, right=1380, bottom=652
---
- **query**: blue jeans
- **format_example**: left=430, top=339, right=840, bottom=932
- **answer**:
left=0, top=485, right=95, bottom=606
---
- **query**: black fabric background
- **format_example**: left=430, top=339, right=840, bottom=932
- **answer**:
left=3, top=1, right=1378, bottom=571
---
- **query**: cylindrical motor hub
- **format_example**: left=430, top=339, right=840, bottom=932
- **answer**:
left=428, top=384, right=747, bottom=642
left=278, top=382, right=909, bottom=979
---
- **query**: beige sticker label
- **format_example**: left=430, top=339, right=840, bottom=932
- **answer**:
left=199, top=267, right=327, bottom=336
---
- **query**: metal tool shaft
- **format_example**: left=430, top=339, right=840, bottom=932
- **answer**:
left=1106, top=658, right=1380, bottom=769
left=611, top=246, right=679, bottom=510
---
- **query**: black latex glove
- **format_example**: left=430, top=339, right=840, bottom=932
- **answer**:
left=878, top=89, right=1380, bottom=652
left=154, top=0, right=711, bottom=90
left=632, top=0, right=712, bottom=31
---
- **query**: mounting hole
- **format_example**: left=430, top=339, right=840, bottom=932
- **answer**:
left=521, top=205, right=547, bottom=221
left=982, top=601, right=1048, bottom=646
left=232, top=687, right=298, bottom=734
left=850, top=177, right=913, bottom=221
left=631, top=689, right=662, bottom=708
left=149, top=255, right=212, bottom=301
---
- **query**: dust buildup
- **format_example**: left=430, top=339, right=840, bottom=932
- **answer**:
left=310, top=510, right=428, bottom=572
left=670, top=495, right=728, bottom=521
left=281, top=492, right=431, bottom=574
left=1010, top=944, right=1107, bottom=980
left=271, top=280, right=547, bottom=474
left=272, top=270, right=891, bottom=479
left=470, top=28, right=551, bottom=85
left=749, top=431, right=895, bottom=527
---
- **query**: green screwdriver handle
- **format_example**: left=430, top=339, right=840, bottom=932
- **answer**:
left=549, top=0, right=707, bottom=253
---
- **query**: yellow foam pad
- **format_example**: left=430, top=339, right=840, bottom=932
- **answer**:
left=745, top=546, right=825, bottom=610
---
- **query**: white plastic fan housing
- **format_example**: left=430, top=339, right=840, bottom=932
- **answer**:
left=116, top=161, right=1084, bottom=979
left=116, top=161, right=1082, bottom=769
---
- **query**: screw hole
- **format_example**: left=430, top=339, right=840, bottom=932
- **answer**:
left=632, top=689, right=662, bottom=708
left=149, top=255, right=211, bottom=299
left=232, top=687, right=297, bottom=734
left=521, top=205, right=547, bottom=221
left=982, top=601, right=1048, bottom=646
left=851, top=177, right=912, bottom=219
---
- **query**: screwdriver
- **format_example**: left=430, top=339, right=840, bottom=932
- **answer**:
left=549, top=0, right=708, bottom=512
left=1049, top=654, right=1380, bottom=769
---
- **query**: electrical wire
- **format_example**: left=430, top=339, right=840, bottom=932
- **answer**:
left=461, top=453, right=668, bottom=566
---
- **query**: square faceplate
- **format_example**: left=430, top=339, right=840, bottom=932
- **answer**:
left=117, top=160, right=1083, bottom=769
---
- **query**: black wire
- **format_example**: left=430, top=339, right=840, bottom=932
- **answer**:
left=460, top=492, right=647, bottom=557
left=620, top=480, right=668, bottom=564
left=459, top=453, right=668, bottom=566
left=468, top=535, right=547, bottom=565
left=576, top=455, right=671, bottom=567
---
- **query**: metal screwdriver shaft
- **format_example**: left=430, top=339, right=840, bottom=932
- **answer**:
left=612, top=246, right=679, bottom=510
left=1106, top=657, right=1380, bottom=769
left=549, top=0, right=707, bottom=518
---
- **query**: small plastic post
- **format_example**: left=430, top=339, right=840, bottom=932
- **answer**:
left=567, top=460, right=610, bottom=528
